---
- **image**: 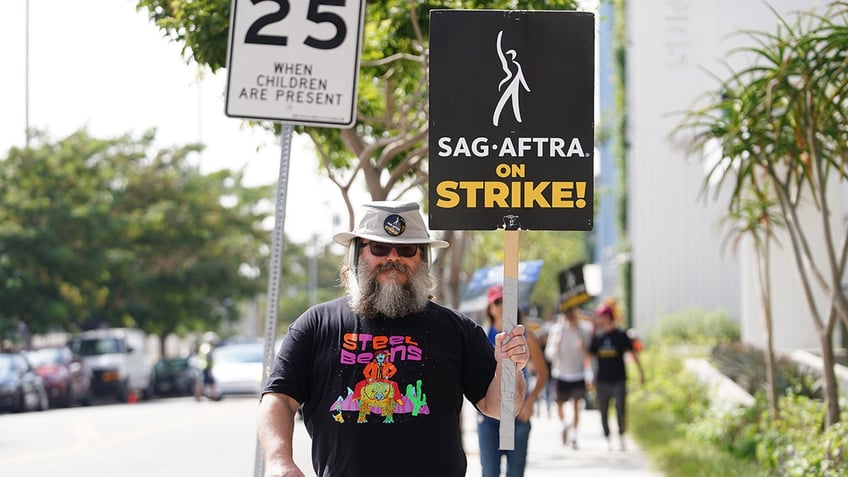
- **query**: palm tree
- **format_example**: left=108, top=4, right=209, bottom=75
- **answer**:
left=720, top=189, right=783, bottom=420
left=675, top=1, right=848, bottom=427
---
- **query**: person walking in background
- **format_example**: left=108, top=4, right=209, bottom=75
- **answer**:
left=589, top=300, right=644, bottom=451
left=478, top=284, right=549, bottom=477
left=536, top=316, right=555, bottom=418
left=194, top=331, right=220, bottom=401
left=544, top=306, right=592, bottom=449
left=257, top=201, right=531, bottom=477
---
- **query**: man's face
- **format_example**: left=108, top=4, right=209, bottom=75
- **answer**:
left=359, top=241, right=423, bottom=285
left=346, top=240, right=432, bottom=319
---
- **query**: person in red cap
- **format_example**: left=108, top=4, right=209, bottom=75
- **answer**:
left=589, top=299, right=644, bottom=451
left=258, top=201, right=531, bottom=477
left=477, top=284, right=548, bottom=477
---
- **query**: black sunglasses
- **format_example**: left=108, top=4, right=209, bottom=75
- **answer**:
left=361, top=241, right=421, bottom=258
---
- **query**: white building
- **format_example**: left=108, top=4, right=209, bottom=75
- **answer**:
left=618, top=0, right=841, bottom=351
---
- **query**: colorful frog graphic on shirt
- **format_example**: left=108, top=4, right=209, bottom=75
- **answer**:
left=330, top=349, right=430, bottom=423
left=352, top=350, right=403, bottom=423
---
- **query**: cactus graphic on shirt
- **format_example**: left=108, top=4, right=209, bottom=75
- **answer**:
left=405, top=380, right=427, bottom=416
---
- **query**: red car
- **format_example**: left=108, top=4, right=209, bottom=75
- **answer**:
left=26, top=346, right=94, bottom=407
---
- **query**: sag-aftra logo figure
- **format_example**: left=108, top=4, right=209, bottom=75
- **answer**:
left=493, top=30, right=530, bottom=127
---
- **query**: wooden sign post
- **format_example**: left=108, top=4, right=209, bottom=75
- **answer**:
left=499, top=225, right=520, bottom=449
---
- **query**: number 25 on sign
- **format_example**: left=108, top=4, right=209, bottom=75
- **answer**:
left=225, top=0, right=365, bottom=128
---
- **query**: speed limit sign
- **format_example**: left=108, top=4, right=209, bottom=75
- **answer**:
left=225, top=0, right=365, bottom=128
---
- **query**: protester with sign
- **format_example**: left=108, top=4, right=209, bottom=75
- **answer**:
left=589, top=299, right=645, bottom=451
left=544, top=306, right=592, bottom=449
left=257, top=201, right=531, bottom=477
left=477, top=284, right=548, bottom=477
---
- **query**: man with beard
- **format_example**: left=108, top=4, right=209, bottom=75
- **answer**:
left=258, top=201, right=530, bottom=477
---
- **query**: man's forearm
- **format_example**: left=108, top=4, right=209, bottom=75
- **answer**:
left=257, top=393, right=300, bottom=467
left=478, top=361, right=527, bottom=418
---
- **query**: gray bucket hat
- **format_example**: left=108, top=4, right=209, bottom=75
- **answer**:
left=333, top=201, right=449, bottom=248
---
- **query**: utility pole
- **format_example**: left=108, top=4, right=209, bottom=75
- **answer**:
left=25, top=0, right=31, bottom=146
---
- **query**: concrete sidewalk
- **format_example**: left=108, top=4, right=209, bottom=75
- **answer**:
left=462, top=400, right=663, bottom=476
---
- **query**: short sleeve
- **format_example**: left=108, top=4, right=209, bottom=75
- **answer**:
left=462, top=319, right=497, bottom=404
left=622, top=331, right=635, bottom=352
left=263, top=310, right=316, bottom=403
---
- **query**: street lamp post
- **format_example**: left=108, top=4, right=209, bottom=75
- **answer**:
left=25, top=0, right=30, bottom=146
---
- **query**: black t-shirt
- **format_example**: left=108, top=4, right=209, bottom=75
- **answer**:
left=264, top=297, right=497, bottom=477
left=589, top=327, right=633, bottom=383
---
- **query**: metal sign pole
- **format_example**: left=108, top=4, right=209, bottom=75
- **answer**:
left=254, top=124, right=294, bottom=477
left=225, top=1, right=365, bottom=473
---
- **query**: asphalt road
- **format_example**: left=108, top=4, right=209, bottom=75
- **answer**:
left=0, top=395, right=310, bottom=477
left=1, top=394, right=662, bottom=477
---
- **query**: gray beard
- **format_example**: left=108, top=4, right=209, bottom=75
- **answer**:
left=346, top=261, right=432, bottom=319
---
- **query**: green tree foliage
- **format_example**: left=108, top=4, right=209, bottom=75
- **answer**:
left=460, top=229, right=588, bottom=317
left=134, top=0, right=585, bottom=311
left=275, top=239, right=346, bottom=329
left=135, top=0, right=580, bottom=217
left=0, top=130, right=272, bottom=339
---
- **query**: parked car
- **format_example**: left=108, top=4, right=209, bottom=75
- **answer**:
left=152, top=357, right=197, bottom=397
left=212, top=341, right=264, bottom=396
left=0, top=352, right=49, bottom=413
left=68, top=328, right=154, bottom=402
left=25, top=346, right=93, bottom=407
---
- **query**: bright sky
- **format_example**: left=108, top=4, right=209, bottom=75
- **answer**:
left=0, top=0, right=353, bottom=244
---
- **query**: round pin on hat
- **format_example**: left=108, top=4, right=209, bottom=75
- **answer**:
left=333, top=201, right=449, bottom=248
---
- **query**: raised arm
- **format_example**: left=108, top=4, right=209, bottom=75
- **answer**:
left=476, top=324, right=530, bottom=418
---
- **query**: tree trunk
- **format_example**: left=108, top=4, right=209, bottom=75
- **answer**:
left=819, top=329, right=842, bottom=427
left=757, top=238, right=780, bottom=420
left=446, top=231, right=467, bottom=309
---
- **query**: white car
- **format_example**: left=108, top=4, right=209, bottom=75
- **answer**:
left=212, top=342, right=264, bottom=396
